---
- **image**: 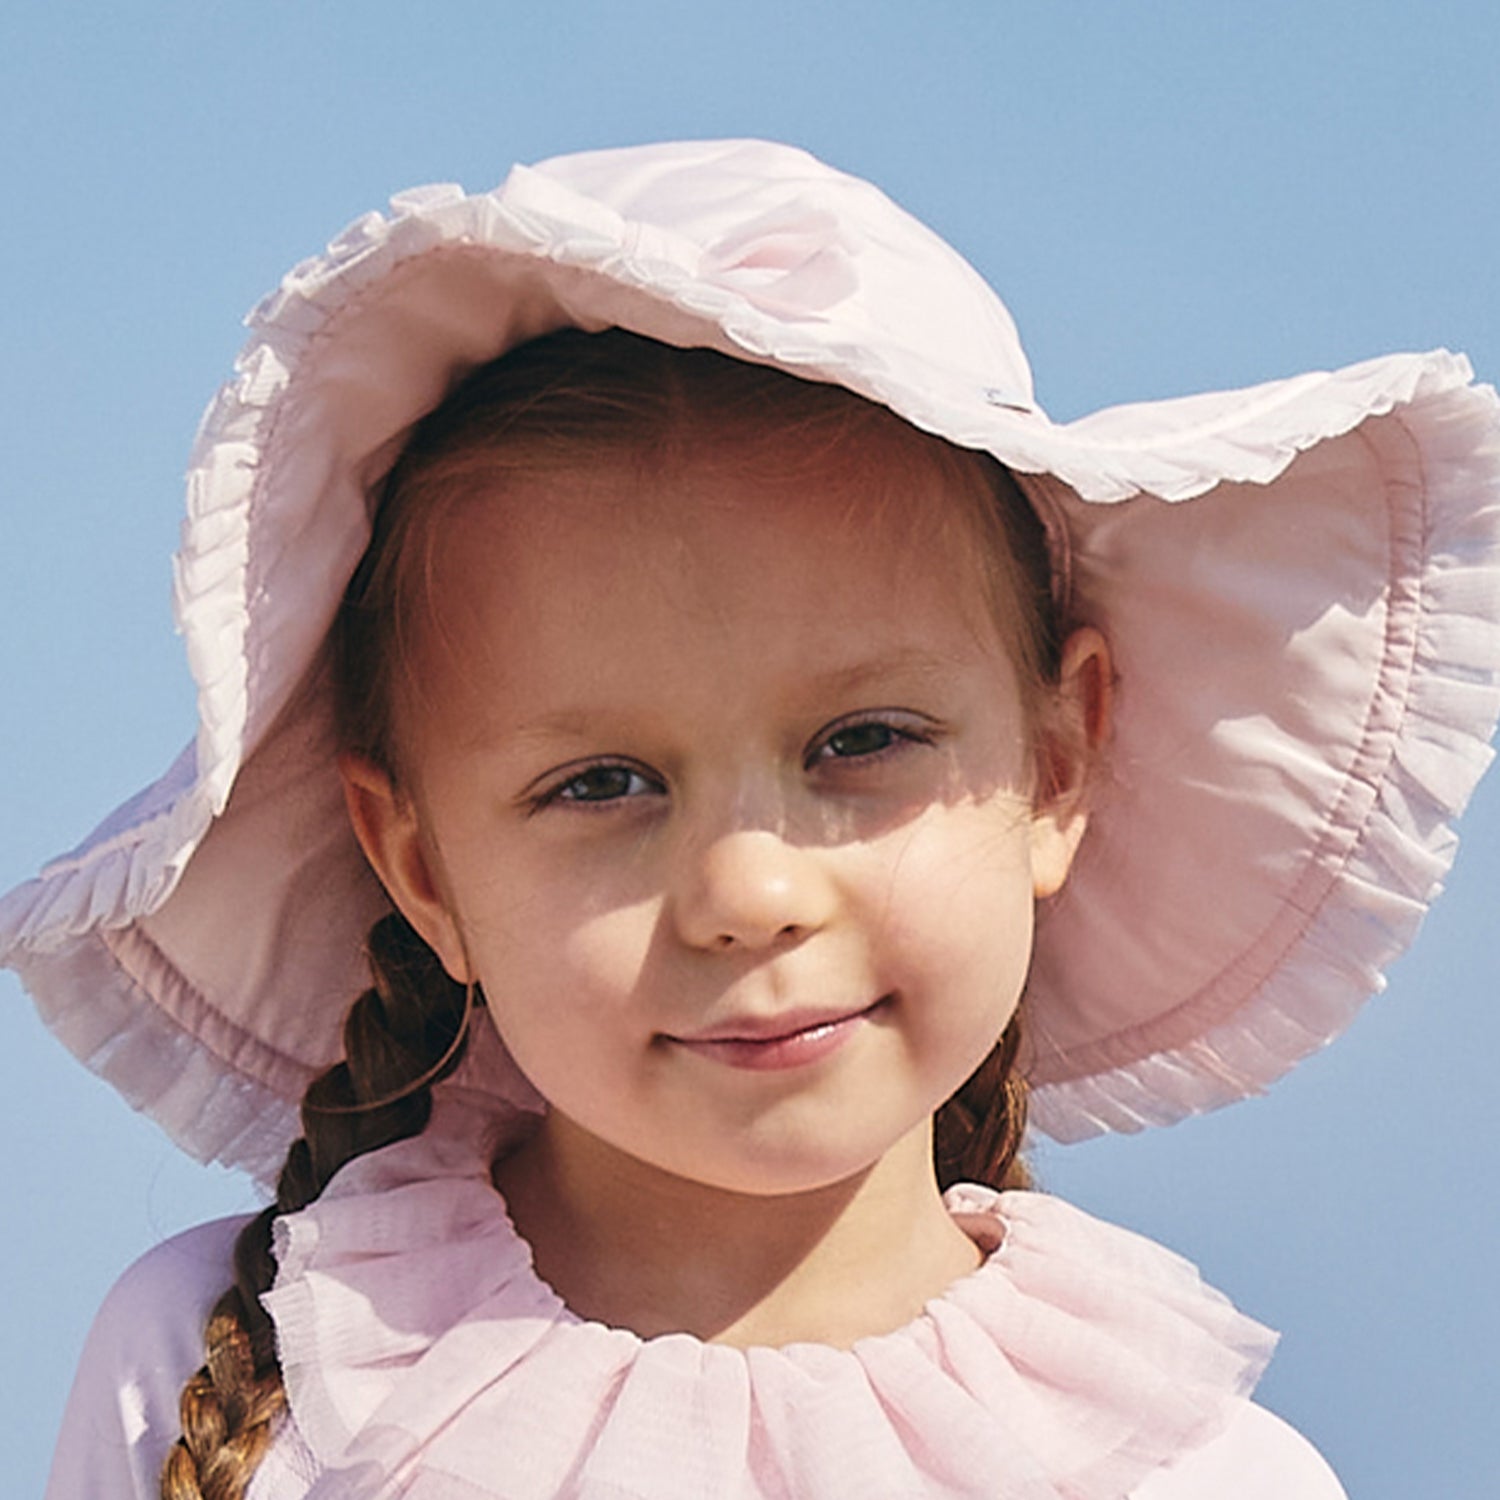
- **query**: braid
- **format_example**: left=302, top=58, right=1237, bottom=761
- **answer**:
left=161, top=912, right=471, bottom=1500
left=932, top=1008, right=1032, bottom=1193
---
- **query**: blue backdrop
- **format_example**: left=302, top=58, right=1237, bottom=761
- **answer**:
left=2, top=4, right=1496, bottom=1494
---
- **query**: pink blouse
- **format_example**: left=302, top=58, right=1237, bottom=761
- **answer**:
left=46, top=1104, right=1347, bottom=1499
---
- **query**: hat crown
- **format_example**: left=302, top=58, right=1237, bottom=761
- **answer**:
left=526, top=139, right=1037, bottom=412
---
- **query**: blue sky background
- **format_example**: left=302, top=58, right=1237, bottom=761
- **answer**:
left=2, top=3, right=1497, bottom=1494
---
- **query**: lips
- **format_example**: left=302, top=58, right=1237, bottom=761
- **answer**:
left=668, top=998, right=886, bottom=1072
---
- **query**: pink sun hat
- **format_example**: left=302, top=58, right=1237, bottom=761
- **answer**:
left=3, top=138, right=1499, bottom=1183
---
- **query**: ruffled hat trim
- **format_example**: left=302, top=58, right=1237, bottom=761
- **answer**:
left=1027, top=373, right=1500, bottom=1137
left=260, top=1103, right=1276, bottom=1500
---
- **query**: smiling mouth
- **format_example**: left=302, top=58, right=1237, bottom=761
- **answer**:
left=667, top=998, right=888, bottom=1071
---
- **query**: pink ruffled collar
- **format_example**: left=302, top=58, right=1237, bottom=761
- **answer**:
left=263, top=1105, right=1275, bottom=1499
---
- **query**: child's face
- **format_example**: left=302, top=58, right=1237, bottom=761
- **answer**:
left=350, top=437, right=1086, bottom=1199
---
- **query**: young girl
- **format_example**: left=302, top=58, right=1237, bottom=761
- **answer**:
left=5, top=138, right=1498, bottom=1499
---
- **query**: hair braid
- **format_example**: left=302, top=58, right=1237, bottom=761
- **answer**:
left=161, top=912, right=471, bottom=1500
left=932, top=1009, right=1032, bottom=1193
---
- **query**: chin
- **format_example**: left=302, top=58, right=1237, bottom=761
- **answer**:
left=645, top=1123, right=928, bottom=1202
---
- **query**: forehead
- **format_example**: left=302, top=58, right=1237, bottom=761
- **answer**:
left=391, top=427, right=1020, bottom=754
left=434, top=437, right=995, bottom=622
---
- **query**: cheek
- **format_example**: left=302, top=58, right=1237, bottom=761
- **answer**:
left=445, top=824, right=655, bottom=975
left=472, top=898, right=661, bottom=1056
left=543, top=900, right=661, bottom=1005
left=872, top=806, right=1038, bottom=1028
left=879, top=798, right=1037, bottom=931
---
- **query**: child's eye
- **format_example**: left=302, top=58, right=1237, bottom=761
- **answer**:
left=824, top=722, right=900, bottom=758
left=535, top=763, right=664, bottom=808
left=807, top=714, right=937, bottom=768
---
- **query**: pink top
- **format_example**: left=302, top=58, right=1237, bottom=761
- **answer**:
left=47, top=1105, right=1348, bottom=1499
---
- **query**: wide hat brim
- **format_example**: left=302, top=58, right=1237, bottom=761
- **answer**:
left=3, top=139, right=1499, bottom=1183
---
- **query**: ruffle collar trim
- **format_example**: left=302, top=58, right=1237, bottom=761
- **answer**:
left=264, top=1105, right=1275, bottom=1499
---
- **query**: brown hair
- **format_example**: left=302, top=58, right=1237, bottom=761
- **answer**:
left=161, top=327, right=1068, bottom=1497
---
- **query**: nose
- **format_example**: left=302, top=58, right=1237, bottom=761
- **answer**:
left=672, top=829, right=837, bottom=952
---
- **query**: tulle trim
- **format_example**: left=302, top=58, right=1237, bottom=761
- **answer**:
left=260, top=1104, right=1274, bottom=1500
left=5, top=927, right=303, bottom=1183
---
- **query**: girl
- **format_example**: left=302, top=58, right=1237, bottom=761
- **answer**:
left=5, top=138, right=1498, bottom=1498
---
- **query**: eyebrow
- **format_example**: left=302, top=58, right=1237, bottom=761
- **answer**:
left=500, top=648, right=968, bottom=747
left=797, top=647, right=966, bottom=697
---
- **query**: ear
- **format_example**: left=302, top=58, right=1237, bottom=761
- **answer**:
left=338, top=752, right=474, bottom=984
left=1029, top=626, right=1112, bottom=899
